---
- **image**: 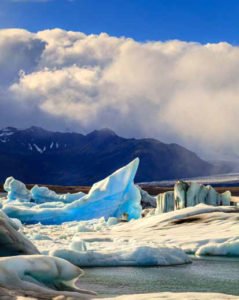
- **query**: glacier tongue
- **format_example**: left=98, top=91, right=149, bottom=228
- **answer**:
left=2, top=158, right=142, bottom=224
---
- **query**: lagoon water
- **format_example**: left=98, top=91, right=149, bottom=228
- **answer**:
left=79, top=257, right=239, bottom=297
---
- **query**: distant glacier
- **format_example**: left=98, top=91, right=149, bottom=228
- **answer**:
left=139, top=172, right=239, bottom=187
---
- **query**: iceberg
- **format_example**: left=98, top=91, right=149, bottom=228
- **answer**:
left=196, top=237, right=239, bottom=257
left=3, top=158, right=142, bottom=224
left=31, top=185, right=85, bottom=204
left=155, top=191, right=174, bottom=214
left=220, top=191, right=231, bottom=206
left=50, top=245, right=190, bottom=267
left=174, top=181, right=188, bottom=209
left=0, top=212, right=39, bottom=256
left=0, top=255, right=96, bottom=298
left=4, top=176, right=31, bottom=202
left=156, top=181, right=232, bottom=214
left=137, top=186, right=156, bottom=208
left=4, top=178, right=86, bottom=204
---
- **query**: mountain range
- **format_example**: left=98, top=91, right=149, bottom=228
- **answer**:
left=0, top=126, right=221, bottom=186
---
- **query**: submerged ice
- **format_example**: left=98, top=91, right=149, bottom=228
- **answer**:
left=2, top=158, right=142, bottom=224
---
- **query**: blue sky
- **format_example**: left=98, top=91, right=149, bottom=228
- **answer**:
left=1, top=0, right=239, bottom=44
left=0, top=0, right=239, bottom=159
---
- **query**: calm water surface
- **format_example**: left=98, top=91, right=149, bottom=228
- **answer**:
left=79, top=257, right=239, bottom=297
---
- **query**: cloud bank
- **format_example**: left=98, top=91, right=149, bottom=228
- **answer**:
left=0, top=28, right=239, bottom=159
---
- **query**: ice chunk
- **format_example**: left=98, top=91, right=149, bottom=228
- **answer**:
left=159, top=181, right=232, bottom=214
left=107, top=217, right=121, bottom=226
left=32, top=234, right=52, bottom=241
left=70, top=237, right=88, bottom=252
left=3, top=158, right=142, bottom=224
left=187, top=183, right=208, bottom=207
left=10, top=218, right=23, bottom=230
left=221, top=191, right=231, bottom=206
left=137, top=186, right=156, bottom=208
left=76, top=216, right=120, bottom=233
left=196, top=237, right=239, bottom=257
left=0, top=216, right=39, bottom=256
left=51, top=245, right=190, bottom=267
left=205, top=185, right=218, bottom=206
left=31, top=185, right=85, bottom=204
left=77, top=223, right=95, bottom=232
left=174, top=181, right=188, bottom=209
left=4, top=177, right=31, bottom=202
left=0, top=255, right=96, bottom=297
left=155, top=191, right=174, bottom=214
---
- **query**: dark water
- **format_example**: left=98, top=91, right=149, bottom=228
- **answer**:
left=79, top=257, right=239, bottom=297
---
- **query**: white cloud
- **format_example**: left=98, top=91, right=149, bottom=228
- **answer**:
left=1, top=28, right=239, bottom=159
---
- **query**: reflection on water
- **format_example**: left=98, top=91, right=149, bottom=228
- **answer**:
left=79, top=257, right=239, bottom=296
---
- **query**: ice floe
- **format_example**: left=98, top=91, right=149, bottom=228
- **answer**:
left=20, top=204, right=238, bottom=264
left=51, top=244, right=190, bottom=267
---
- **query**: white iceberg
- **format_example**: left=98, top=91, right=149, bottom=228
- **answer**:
left=156, top=181, right=231, bottom=214
left=137, top=186, right=156, bottom=208
left=155, top=191, right=174, bottom=214
left=0, top=255, right=96, bottom=298
left=50, top=245, right=190, bottom=267
left=196, top=237, right=239, bottom=257
left=3, top=158, right=142, bottom=224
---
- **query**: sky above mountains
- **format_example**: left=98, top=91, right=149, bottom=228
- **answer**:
left=0, top=1, right=238, bottom=160
left=1, top=0, right=239, bottom=44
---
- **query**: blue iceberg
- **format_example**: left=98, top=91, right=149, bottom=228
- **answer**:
left=4, top=177, right=31, bottom=202
left=3, top=158, right=142, bottom=224
left=31, top=185, right=85, bottom=204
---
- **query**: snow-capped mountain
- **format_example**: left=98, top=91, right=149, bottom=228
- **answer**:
left=0, top=126, right=217, bottom=185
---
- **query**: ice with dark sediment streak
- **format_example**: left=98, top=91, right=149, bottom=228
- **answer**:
left=156, top=191, right=174, bottom=214
left=156, top=181, right=231, bottom=214
left=2, top=158, right=142, bottom=224
left=0, top=255, right=96, bottom=298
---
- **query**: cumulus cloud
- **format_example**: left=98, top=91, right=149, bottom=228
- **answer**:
left=0, top=29, right=46, bottom=85
left=1, top=28, right=239, bottom=159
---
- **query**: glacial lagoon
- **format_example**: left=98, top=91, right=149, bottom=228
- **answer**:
left=79, top=257, right=239, bottom=297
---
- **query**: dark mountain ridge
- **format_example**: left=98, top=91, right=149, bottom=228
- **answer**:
left=0, top=126, right=216, bottom=185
